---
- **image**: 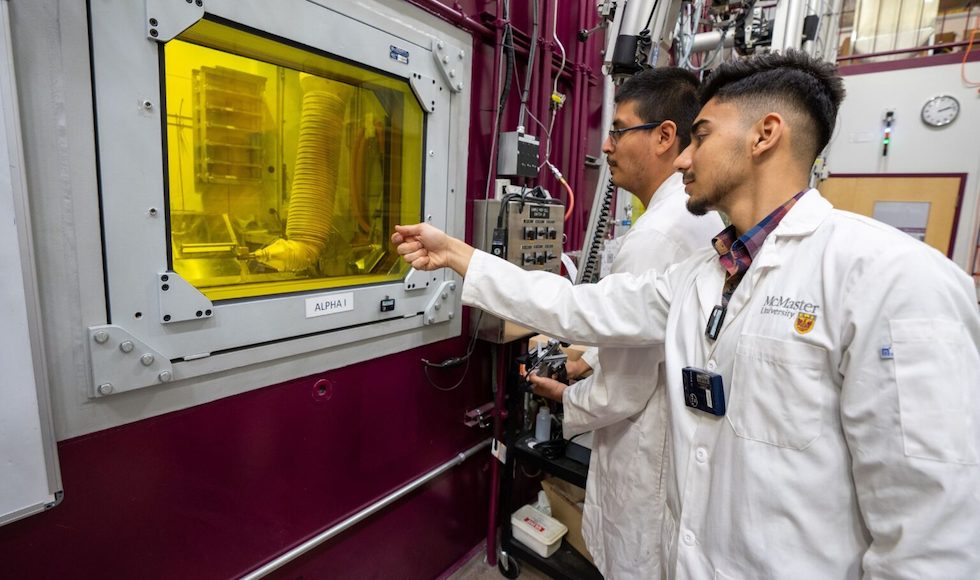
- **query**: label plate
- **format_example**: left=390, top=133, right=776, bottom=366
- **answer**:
left=306, top=292, right=354, bottom=318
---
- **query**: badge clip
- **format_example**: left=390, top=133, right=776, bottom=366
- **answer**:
left=705, top=305, right=726, bottom=340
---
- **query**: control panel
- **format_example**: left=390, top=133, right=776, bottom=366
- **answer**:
left=472, top=198, right=564, bottom=343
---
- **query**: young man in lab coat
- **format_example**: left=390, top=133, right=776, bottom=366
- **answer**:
left=528, top=68, right=722, bottom=579
left=394, top=50, right=980, bottom=578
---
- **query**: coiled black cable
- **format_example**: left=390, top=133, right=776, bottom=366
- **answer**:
left=578, top=176, right=616, bottom=284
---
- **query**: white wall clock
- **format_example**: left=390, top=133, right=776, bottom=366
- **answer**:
left=921, top=95, right=960, bottom=127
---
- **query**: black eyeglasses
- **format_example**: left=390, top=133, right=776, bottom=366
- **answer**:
left=607, top=121, right=663, bottom=144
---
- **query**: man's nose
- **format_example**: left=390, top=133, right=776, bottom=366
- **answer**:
left=674, top=144, right=693, bottom=172
left=601, top=134, right=614, bottom=155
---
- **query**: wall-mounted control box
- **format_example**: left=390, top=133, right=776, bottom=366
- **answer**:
left=472, top=199, right=564, bottom=343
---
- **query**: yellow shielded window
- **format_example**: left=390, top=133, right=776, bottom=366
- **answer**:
left=163, top=20, right=423, bottom=301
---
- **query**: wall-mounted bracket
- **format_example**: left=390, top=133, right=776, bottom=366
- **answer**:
left=88, top=325, right=174, bottom=398
left=145, top=0, right=205, bottom=42
left=464, top=402, right=495, bottom=428
left=158, top=271, right=214, bottom=324
left=431, top=39, right=465, bottom=93
left=423, top=280, right=457, bottom=325
left=403, top=268, right=434, bottom=292
left=409, top=72, right=440, bottom=114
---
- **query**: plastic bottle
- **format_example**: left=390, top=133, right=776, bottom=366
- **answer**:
left=535, top=406, right=552, bottom=442
left=534, top=490, right=552, bottom=516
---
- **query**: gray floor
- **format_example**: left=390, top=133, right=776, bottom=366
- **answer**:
left=447, top=545, right=551, bottom=580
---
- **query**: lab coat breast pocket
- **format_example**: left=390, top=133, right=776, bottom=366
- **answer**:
left=729, top=335, right=829, bottom=450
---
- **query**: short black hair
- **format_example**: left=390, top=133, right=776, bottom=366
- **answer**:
left=699, top=50, right=845, bottom=163
left=615, top=67, right=701, bottom=151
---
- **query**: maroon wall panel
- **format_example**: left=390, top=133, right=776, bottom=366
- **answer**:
left=0, top=345, right=493, bottom=579
left=0, top=1, right=606, bottom=577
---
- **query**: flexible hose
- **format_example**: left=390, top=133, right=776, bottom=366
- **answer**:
left=350, top=126, right=372, bottom=235
left=545, top=162, right=575, bottom=222
left=559, top=177, right=575, bottom=222
left=253, top=76, right=346, bottom=271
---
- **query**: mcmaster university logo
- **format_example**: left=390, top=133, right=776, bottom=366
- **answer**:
left=760, top=294, right=820, bottom=334
left=795, top=312, right=816, bottom=334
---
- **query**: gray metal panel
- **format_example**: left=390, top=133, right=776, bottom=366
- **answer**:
left=87, top=0, right=466, bottom=392
left=90, top=0, right=463, bottom=354
left=9, top=0, right=107, bottom=440
left=0, top=0, right=62, bottom=526
left=10, top=0, right=470, bottom=438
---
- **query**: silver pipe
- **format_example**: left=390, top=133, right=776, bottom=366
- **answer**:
left=599, top=75, right=614, bottom=145
left=646, top=0, right=684, bottom=66
left=620, top=0, right=658, bottom=36
left=772, top=0, right=806, bottom=52
left=517, top=0, right=538, bottom=132
left=690, top=29, right=736, bottom=53
left=240, top=438, right=492, bottom=579
left=602, top=0, right=627, bottom=71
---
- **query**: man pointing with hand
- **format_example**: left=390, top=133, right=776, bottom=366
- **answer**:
left=393, top=51, right=980, bottom=579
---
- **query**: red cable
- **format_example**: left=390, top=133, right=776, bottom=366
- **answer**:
left=962, top=30, right=980, bottom=87
left=560, top=177, right=574, bottom=222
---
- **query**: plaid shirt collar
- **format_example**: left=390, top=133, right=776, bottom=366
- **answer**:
left=712, top=190, right=808, bottom=301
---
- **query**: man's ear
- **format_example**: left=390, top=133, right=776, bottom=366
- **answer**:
left=751, top=112, right=784, bottom=157
left=656, top=120, right=678, bottom=155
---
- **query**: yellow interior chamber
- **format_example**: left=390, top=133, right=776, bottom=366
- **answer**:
left=163, top=20, right=424, bottom=301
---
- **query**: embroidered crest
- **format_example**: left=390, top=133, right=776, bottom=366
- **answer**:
left=794, top=312, right=816, bottom=334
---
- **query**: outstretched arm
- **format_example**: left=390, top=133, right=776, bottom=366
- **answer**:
left=392, top=223, right=675, bottom=347
left=391, top=223, right=474, bottom=275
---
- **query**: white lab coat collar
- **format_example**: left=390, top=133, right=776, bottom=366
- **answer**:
left=719, top=188, right=830, bottom=310
left=770, top=188, right=833, bottom=239
left=643, top=172, right=686, bottom=214
left=749, top=189, right=832, bottom=272
left=694, top=189, right=832, bottom=323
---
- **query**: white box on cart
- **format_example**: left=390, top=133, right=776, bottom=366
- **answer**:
left=511, top=504, right=568, bottom=558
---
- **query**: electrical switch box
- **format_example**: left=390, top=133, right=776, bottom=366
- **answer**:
left=473, top=199, right=564, bottom=343
left=497, top=132, right=540, bottom=178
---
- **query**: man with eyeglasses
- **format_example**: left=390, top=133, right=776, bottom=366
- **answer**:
left=394, top=52, right=980, bottom=577
left=524, top=68, right=722, bottom=579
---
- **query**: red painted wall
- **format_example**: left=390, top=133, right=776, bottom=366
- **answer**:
left=0, top=2, right=605, bottom=577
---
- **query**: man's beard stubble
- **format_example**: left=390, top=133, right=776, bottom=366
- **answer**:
left=685, top=174, right=721, bottom=216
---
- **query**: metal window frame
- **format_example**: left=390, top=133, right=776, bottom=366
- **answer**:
left=86, top=0, right=469, bottom=398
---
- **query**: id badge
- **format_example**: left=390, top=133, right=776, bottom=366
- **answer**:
left=682, top=367, right=726, bottom=416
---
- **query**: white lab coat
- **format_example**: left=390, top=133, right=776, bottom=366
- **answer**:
left=564, top=173, right=723, bottom=579
left=464, top=190, right=980, bottom=578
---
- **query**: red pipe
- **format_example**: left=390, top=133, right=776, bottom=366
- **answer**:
left=400, top=0, right=602, bottom=560
left=570, top=69, right=581, bottom=197
left=404, top=1, right=504, bottom=566
left=572, top=1, right=594, bottom=244
left=837, top=39, right=974, bottom=61
left=407, top=0, right=495, bottom=37
left=484, top=0, right=504, bottom=567
left=406, top=1, right=574, bottom=82
left=486, top=343, right=510, bottom=568
left=536, top=0, right=554, bottom=192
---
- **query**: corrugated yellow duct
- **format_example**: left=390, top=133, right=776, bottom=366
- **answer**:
left=253, top=76, right=346, bottom=271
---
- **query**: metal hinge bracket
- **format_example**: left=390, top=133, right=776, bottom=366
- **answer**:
left=88, top=325, right=174, bottom=398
